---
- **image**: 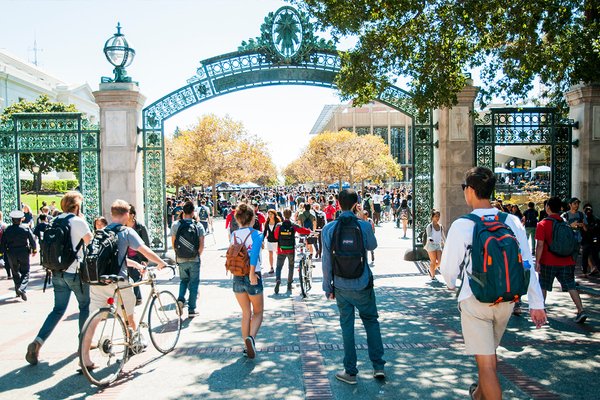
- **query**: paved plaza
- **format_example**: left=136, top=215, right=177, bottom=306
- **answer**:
left=0, top=219, right=598, bottom=399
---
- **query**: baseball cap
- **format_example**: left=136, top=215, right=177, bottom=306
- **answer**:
left=9, top=210, right=24, bottom=219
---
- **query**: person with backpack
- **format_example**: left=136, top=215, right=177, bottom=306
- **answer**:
left=273, top=208, right=312, bottom=294
left=262, top=209, right=281, bottom=275
left=196, top=199, right=213, bottom=234
left=313, top=203, right=327, bottom=259
left=172, top=201, right=205, bottom=317
left=227, top=203, right=264, bottom=359
left=252, top=201, right=267, bottom=232
left=561, top=197, right=587, bottom=270
left=398, top=199, right=410, bottom=237
left=0, top=210, right=37, bottom=301
left=225, top=204, right=242, bottom=238
left=536, top=196, right=588, bottom=323
left=25, top=191, right=93, bottom=366
left=521, top=202, right=539, bottom=252
left=440, top=167, right=546, bottom=400
left=321, top=189, right=383, bottom=385
left=298, top=203, right=317, bottom=258
left=127, top=205, right=151, bottom=306
left=362, top=193, right=373, bottom=218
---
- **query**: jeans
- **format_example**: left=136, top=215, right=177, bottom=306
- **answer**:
left=276, top=253, right=295, bottom=283
left=525, top=227, right=536, bottom=253
left=36, top=272, right=90, bottom=343
left=127, top=266, right=143, bottom=301
left=7, top=251, right=30, bottom=293
left=178, top=261, right=200, bottom=311
left=335, top=286, right=385, bottom=375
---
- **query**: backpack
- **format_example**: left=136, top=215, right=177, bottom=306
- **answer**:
left=198, top=206, right=209, bottom=221
left=253, top=214, right=262, bottom=231
left=175, top=219, right=200, bottom=259
left=545, top=217, right=579, bottom=257
left=229, top=212, right=240, bottom=233
left=81, top=224, right=126, bottom=284
left=316, top=211, right=326, bottom=229
left=41, top=215, right=82, bottom=272
left=459, top=213, right=528, bottom=304
left=331, top=216, right=366, bottom=279
left=225, top=231, right=252, bottom=276
left=302, top=211, right=314, bottom=229
left=277, top=221, right=295, bottom=251
left=524, top=209, right=538, bottom=227
left=363, top=199, right=372, bottom=212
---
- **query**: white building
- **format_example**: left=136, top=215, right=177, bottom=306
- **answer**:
left=0, top=49, right=98, bottom=121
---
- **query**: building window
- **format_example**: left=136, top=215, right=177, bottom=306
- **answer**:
left=373, top=127, right=388, bottom=144
left=355, top=127, right=370, bottom=135
left=391, top=126, right=412, bottom=165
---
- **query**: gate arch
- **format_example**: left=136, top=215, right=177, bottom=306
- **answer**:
left=142, top=6, right=434, bottom=251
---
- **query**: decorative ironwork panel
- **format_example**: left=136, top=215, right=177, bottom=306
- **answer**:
left=475, top=145, right=494, bottom=170
left=413, top=134, right=434, bottom=248
left=0, top=113, right=100, bottom=225
left=144, top=149, right=166, bottom=250
left=0, top=153, right=19, bottom=222
left=80, top=151, right=101, bottom=226
left=552, top=144, right=571, bottom=200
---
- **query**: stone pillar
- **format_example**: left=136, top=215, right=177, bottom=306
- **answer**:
left=565, top=84, right=600, bottom=208
left=435, top=82, right=479, bottom=228
left=93, top=82, right=146, bottom=218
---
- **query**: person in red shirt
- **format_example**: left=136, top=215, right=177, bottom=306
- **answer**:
left=273, top=208, right=311, bottom=294
left=324, top=199, right=337, bottom=223
left=535, top=196, right=588, bottom=323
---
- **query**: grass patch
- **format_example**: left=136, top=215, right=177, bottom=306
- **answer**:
left=21, top=193, right=64, bottom=214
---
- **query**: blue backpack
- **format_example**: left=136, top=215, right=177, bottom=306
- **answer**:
left=459, top=212, right=529, bottom=304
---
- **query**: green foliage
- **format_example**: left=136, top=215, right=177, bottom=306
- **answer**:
left=1, top=95, right=78, bottom=122
left=20, top=179, right=79, bottom=192
left=295, top=0, right=600, bottom=111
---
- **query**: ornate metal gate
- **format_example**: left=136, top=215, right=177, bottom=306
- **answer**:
left=141, top=6, right=434, bottom=251
left=474, top=107, right=576, bottom=199
left=0, top=113, right=101, bottom=224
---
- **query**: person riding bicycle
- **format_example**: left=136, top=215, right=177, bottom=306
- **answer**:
left=273, top=208, right=311, bottom=294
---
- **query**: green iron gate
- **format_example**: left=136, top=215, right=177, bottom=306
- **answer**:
left=474, top=107, right=577, bottom=199
left=0, top=112, right=101, bottom=225
left=141, top=5, right=434, bottom=251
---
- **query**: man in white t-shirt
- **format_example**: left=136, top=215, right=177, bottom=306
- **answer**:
left=26, top=191, right=93, bottom=366
left=440, top=167, right=547, bottom=400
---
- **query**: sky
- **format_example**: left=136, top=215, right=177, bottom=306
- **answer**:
left=0, top=0, right=362, bottom=169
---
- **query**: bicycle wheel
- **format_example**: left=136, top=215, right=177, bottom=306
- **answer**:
left=299, top=259, right=308, bottom=298
left=79, top=308, right=128, bottom=387
left=148, top=290, right=181, bottom=353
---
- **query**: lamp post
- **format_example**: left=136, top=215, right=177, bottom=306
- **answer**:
left=101, top=22, right=136, bottom=83
left=32, top=165, right=40, bottom=214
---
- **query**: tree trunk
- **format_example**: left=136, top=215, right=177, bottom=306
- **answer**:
left=211, top=176, right=218, bottom=216
left=338, top=177, right=343, bottom=191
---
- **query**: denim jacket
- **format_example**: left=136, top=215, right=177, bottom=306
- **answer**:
left=321, top=211, right=377, bottom=295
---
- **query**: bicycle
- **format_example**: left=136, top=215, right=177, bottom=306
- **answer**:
left=78, top=265, right=181, bottom=387
left=297, top=235, right=316, bottom=298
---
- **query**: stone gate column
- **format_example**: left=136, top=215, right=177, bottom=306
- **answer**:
left=434, top=81, right=479, bottom=228
left=93, top=82, right=146, bottom=218
left=566, top=84, right=600, bottom=208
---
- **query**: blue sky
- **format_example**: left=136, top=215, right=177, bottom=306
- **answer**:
left=0, top=0, right=358, bottom=169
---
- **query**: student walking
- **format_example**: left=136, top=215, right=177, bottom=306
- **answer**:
left=273, top=208, right=311, bottom=294
left=424, top=210, right=445, bottom=280
left=536, top=196, right=589, bottom=323
left=25, top=191, right=93, bottom=365
left=172, top=201, right=205, bottom=317
left=228, top=203, right=264, bottom=359
left=440, top=167, right=546, bottom=400
left=262, top=209, right=281, bottom=275
left=321, top=189, right=384, bottom=385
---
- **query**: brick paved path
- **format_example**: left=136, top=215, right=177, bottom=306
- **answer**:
left=0, top=219, right=598, bottom=399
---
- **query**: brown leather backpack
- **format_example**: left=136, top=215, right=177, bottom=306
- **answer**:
left=225, top=231, right=252, bottom=276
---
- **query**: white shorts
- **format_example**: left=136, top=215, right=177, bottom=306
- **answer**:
left=266, top=241, right=278, bottom=252
left=90, top=282, right=136, bottom=317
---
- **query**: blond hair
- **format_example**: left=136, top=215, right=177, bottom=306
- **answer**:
left=61, top=191, right=83, bottom=213
left=111, top=199, right=131, bottom=217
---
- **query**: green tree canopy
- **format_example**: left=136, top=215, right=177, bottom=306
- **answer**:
left=1, top=95, right=81, bottom=192
left=295, top=0, right=600, bottom=111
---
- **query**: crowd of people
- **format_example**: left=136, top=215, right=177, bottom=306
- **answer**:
left=0, top=171, right=598, bottom=398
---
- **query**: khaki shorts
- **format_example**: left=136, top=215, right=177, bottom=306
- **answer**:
left=90, top=282, right=136, bottom=317
left=459, top=295, right=514, bottom=355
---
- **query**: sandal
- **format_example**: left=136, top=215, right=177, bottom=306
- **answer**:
left=469, top=383, right=478, bottom=399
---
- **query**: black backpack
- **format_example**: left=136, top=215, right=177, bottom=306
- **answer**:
left=81, top=224, right=125, bottom=284
left=331, top=216, right=366, bottom=279
left=41, top=215, right=82, bottom=272
left=229, top=212, right=240, bottom=233
left=316, top=211, right=326, bottom=229
left=175, top=219, right=200, bottom=259
left=277, top=221, right=295, bottom=251
left=198, top=206, right=209, bottom=221
left=546, top=217, right=580, bottom=257
left=363, top=199, right=372, bottom=212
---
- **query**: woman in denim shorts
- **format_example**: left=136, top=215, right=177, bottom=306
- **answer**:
left=230, top=203, right=264, bottom=359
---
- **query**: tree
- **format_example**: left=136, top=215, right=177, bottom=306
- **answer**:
left=165, top=115, right=278, bottom=213
left=295, top=0, right=600, bottom=111
left=283, top=130, right=402, bottom=185
left=1, top=95, right=81, bottom=191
